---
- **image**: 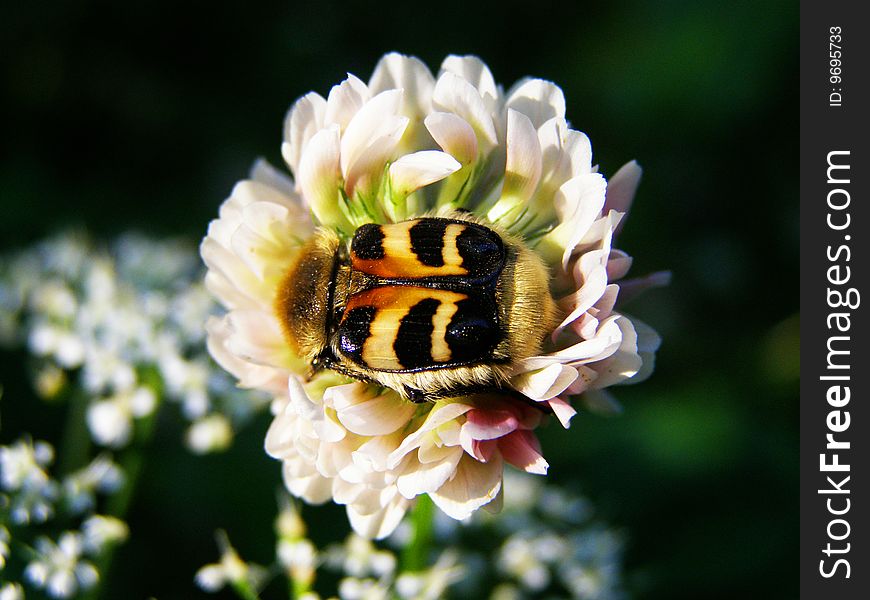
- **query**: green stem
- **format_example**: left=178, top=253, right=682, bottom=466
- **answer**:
left=400, top=495, right=435, bottom=573
left=85, top=402, right=161, bottom=600
left=104, top=409, right=158, bottom=517
left=57, top=386, right=92, bottom=476
left=231, top=580, right=262, bottom=600
left=290, top=577, right=310, bottom=600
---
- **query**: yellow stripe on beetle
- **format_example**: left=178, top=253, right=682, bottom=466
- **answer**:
left=430, top=298, right=459, bottom=362
left=344, top=286, right=467, bottom=370
left=351, top=220, right=469, bottom=278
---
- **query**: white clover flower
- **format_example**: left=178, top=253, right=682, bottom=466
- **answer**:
left=34, top=364, right=67, bottom=399
left=0, top=439, right=59, bottom=524
left=276, top=500, right=307, bottom=539
left=186, top=414, right=234, bottom=454
left=0, top=525, right=10, bottom=570
left=24, top=532, right=98, bottom=599
left=331, top=535, right=397, bottom=580
left=489, top=583, right=522, bottom=600
left=0, top=439, right=53, bottom=492
left=203, top=53, right=663, bottom=538
left=81, top=515, right=129, bottom=553
left=27, top=322, right=86, bottom=369
left=498, top=536, right=550, bottom=591
left=277, top=538, right=317, bottom=586
left=85, top=386, right=155, bottom=448
left=1, top=232, right=268, bottom=460
left=63, top=454, right=124, bottom=514
left=195, top=533, right=267, bottom=595
left=394, top=551, right=463, bottom=600
left=0, top=583, right=24, bottom=600
left=337, top=577, right=390, bottom=600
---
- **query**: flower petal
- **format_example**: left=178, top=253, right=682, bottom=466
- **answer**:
left=439, top=55, right=499, bottom=109
left=538, top=118, right=593, bottom=188
left=249, top=158, right=297, bottom=198
left=588, top=315, right=643, bottom=388
left=498, top=430, right=548, bottom=475
left=389, top=151, right=461, bottom=197
left=388, top=401, right=474, bottom=467
left=547, top=397, right=578, bottom=428
left=346, top=494, right=410, bottom=540
left=519, top=314, right=624, bottom=371
left=288, top=376, right=346, bottom=444
left=505, top=78, right=566, bottom=129
left=330, top=384, right=417, bottom=437
left=430, top=453, right=503, bottom=520
left=370, top=52, right=435, bottom=117
left=396, top=445, right=463, bottom=498
left=283, top=92, right=327, bottom=176
left=223, top=310, right=293, bottom=369
left=296, top=125, right=351, bottom=231
left=603, top=160, right=642, bottom=236
left=324, top=74, right=370, bottom=131
left=340, top=89, right=405, bottom=177
left=461, top=409, right=519, bottom=441
left=581, top=389, right=624, bottom=415
left=424, top=112, right=478, bottom=165
left=432, top=72, right=498, bottom=151
left=495, top=109, right=543, bottom=212
left=606, top=250, right=633, bottom=281
left=513, top=363, right=579, bottom=401
left=616, top=270, right=672, bottom=306
left=205, top=316, right=289, bottom=393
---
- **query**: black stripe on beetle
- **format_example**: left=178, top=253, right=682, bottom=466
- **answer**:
left=456, top=224, right=504, bottom=279
left=445, top=297, right=501, bottom=363
left=409, top=219, right=447, bottom=267
left=351, top=224, right=386, bottom=260
left=338, top=306, right=377, bottom=363
left=393, top=298, right=439, bottom=369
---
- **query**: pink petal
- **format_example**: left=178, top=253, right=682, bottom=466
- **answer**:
left=566, top=365, right=597, bottom=395
left=388, top=401, right=474, bottom=468
left=547, top=397, right=577, bottom=428
left=464, top=439, right=498, bottom=463
left=582, top=389, right=624, bottom=415
left=499, top=430, right=549, bottom=475
left=590, top=284, right=620, bottom=322
left=606, top=249, right=633, bottom=281
left=587, top=315, right=643, bottom=389
left=603, top=160, right=642, bottom=236
left=463, top=408, right=519, bottom=440
left=616, top=271, right=672, bottom=306
left=519, top=314, right=623, bottom=371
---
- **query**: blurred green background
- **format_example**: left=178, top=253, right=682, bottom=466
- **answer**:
left=1, top=0, right=798, bottom=598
